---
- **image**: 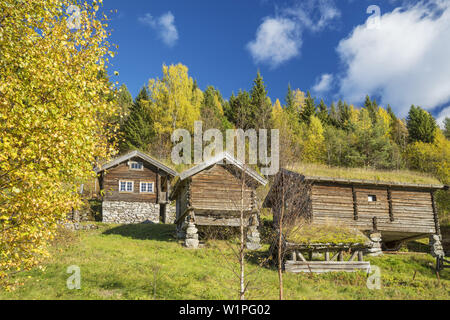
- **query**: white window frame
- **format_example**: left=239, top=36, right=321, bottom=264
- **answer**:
left=129, top=161, right=144, bottom=171
left=140, top=182, right=154, bottom=194
left=119, top=180, right=134, bottom=193
left=368, top=195, right=377, bottom=202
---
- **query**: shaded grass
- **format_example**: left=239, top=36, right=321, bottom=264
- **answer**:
left=1, top=223, right=448, bottom=300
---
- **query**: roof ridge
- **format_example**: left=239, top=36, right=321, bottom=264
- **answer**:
left=95, top=150, right=178, bottom=176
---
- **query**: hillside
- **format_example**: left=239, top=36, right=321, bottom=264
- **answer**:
left=1, top=224, right=448, bottom=300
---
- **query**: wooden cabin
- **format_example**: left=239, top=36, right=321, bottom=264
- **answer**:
left=170, top=152, right=267, bottom=249
left=96, top=150, right=178, bottom=224
left=264, top=169, right=447, bottom=250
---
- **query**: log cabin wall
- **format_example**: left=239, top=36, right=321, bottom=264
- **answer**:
left=311, top=184, right=355, bottom=226
left=310, top=182, right=437, bottom=238
left=189, top=164, right=254, bottom=212
left=175, top=180, right=189, bottom=220
left=389, top=189, right=435, bottom=234
left=102, top=158, right=160, bottom=203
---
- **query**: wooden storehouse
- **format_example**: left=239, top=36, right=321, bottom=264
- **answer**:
left=264, top=169, right=447, bottom=250
left=170, top=152, right=267, bottom=249
left=96, top=150, right=178, bottom=224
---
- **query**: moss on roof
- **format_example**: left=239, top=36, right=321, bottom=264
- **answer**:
left=287, top=163, right=441, bottom=185
left=287, top=224, right=369, bottom=246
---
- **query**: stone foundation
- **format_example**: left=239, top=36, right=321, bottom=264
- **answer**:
left=102, top=201, right=160, bottom=224
left=163, top=203, right=176, bottom=224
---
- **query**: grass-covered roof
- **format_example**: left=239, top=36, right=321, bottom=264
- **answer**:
left=287, top=224, right=369, bottom=246
left=287, top=163, right=441, bottom=186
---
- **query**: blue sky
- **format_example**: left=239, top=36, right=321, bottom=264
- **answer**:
left=101, top=0, right=450, bottom=125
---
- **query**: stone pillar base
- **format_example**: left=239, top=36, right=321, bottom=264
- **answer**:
left=430, top=234, right=444, bottom=258
left=246, top=214, right=261, bottom=250
left=185, top=222, right=199, bottom=249
left=366, top=232, right=383, bottom=256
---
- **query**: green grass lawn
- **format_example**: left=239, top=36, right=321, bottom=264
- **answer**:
left=1, top=223, right=448, bottom=300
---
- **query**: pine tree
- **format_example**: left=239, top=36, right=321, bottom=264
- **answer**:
left=386, top=104, right=397, bottom=122
left=250, top=71, right=272, bottom=130
left=444, top=117, right=450, bottom=140
left=227, top=90, right=252, bottom=129
left=317, top=99, right=329, bottom=125
left=406, top=105, right=437, bottom=143
left=300, top=91, right=316, bottom=124
left=364, top=95, right=379, bottom=124
left=121, top=87, right=154, bottom=152
left=329, top=102, right=339, bottom=127
left=115, top=84, right=133, bottom=126
left=338, top=101, right=351, bottom=130
left=201, top=86, right=232, bottom=131
left=285, top=83, right=295, bottom=112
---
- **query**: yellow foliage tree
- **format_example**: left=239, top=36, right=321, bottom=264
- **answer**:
left=377, top=107, right=392, bottom=138
left=148, top=64, right=202, bottom=136
left=287, top=89, right=306, bottom=117
left=0, top=0, right=117, bottom=287
left=272, top=99, right=301, bottom=166
left=404, top=130, right=450, bottom=184
left=301, top=116, right=326, bottom=163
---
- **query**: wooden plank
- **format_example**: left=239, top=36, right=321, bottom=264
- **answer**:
left=285, top=261, right=371, bottom=273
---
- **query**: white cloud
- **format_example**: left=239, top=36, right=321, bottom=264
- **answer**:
left=247, top=0, right=340, bottom=68
left=139, top=11, right=179, bottom=47
left=336, top=1, right=450, bottom=117
left=437, top=106, right=450, bottom=128
left=246, top=17, right=301, bottom=68
left=312, top=73, right=333, bottom=93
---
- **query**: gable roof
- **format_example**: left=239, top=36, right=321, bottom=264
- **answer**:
left=178, top=152, right=268, bottom=186
left=95, top=150, right=178, bottom=177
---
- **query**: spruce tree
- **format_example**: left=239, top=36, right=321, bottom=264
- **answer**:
left=317, top=99, right=329, bottom=125
left=285, top=83, right=295, bottom=112
left=329, top=102, right=339, bottom=127
left=443, top=117, right=450, bottom=140
left=121, top=87, right=155, bottom=152
left=250, top=71, right=272, bottom=130
left=338, top=101, right=351, bottom=130
left=227, top=90, right=253, bottom=129
left=300, top=91, right=316, bottom=124
left=364, top=95, right=379, bottom=124
left=406, top=105, right=437, bottom=143
left=115, top=84, right=133, bottom=126
left=200, top=86, right=232, bottom=131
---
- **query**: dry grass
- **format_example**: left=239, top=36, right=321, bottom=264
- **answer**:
left=288, top=163, right=441, bottom=185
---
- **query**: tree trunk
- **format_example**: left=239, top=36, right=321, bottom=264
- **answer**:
left=278, top=183, right=285, bottom=300
left=239, top=169, right=245, bottom=300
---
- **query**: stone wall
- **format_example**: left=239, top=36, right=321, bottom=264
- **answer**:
left=102, top=201, right=160, bottom=224
left=164, top=203, right=176, bottom=224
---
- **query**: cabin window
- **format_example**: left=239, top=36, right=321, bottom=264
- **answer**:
left=368, top=195, right=377, bottom=202
left=140, top=182, right=154, bottom=193
left=129, top=161, right=143, bottom=170
left=119, top=181, right=134, bottom=192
